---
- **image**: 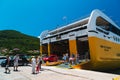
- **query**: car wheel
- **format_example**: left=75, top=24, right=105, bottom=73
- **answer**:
left=23, top=63, right=27, bottom=66
left=24, top=63, right=27, bottom=66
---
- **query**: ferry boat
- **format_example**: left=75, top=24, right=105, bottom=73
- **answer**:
left=40, top=9, right=120, bottom=70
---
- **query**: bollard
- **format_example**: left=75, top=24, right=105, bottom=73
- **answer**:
left=46, top=61, right=49, bottom=66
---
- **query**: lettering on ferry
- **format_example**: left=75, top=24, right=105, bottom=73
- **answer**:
left=100, top=45, right=111, bottom=52
left=116, top=53, right=120, bottom=56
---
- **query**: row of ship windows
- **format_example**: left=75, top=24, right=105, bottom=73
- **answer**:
left=96, top=27, right=120, bottom=42
left=103, top=34, right=120, bottom=42
left=103, top=35, right=120, bottom=42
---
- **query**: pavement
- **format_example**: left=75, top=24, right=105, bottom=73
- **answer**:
left=0, top=65, right=119, bottom=80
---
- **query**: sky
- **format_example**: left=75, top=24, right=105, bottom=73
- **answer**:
left=0, top=0, right=120, bottom=37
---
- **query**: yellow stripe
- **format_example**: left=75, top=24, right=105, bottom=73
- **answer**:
left=69, top=39, right=77, bottom=56
left=48, top=43, right=51, bottom=56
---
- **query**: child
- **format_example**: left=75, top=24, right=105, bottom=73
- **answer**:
left=36, top=64, right=39, bottom=73
left=36, top=56, right=42, bottom=73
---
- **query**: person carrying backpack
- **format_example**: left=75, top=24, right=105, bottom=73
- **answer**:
left=4, top=55, right=11, bottom=73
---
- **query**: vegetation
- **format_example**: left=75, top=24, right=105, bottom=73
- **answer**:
left=0, top=30, right=40, bottom=56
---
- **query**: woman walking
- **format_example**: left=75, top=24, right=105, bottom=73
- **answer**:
left=31, top=56, right=36, bottom=74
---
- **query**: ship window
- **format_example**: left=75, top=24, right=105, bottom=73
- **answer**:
left=96, top=16, right=120, bottom=36
left=119, top=38, right=120, bottom=42
left=113, top=37, right=115, bottom=40
left=111, top=25, right=120, bottom=36
left=116, top=37, right=117, bottom=41
left=116, top=37, right=118, bottom=41
left=117, top=37, right=120, bottom=42
left=113, top=36, right=120, bottom=42
left=96, top=16, right=110, bottom=31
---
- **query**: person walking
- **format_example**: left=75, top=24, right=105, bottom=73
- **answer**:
left=66, top=53, right=69, bottom=64
left=13, top=54, right=19, bottom=71
left=76, top=53, right=79, bottom=64
left=38, top=56, right=42, bottom=71
left=31, top=56, right=36, bottom=74
left=62, top=54, right=66, bottom=63
left=4, top=55, right=11, bottom=73
left=36, top=56, right=42, bottom=73
left=69, top=54, right=75, bottom=65
left=36, top=56, right=39, bottom=73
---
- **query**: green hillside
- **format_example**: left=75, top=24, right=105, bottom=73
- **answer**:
left=0, top=30, right=40, bottom=55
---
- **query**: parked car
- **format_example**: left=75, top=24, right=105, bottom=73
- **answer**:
left=43, top=55, right=58, bottom=62
left=1, top=54, right=29, bottom=67
left=1, top=59, right=14, bottom=67
left=0, top=56, right=6, bottom=65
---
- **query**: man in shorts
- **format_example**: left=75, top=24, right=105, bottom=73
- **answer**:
left=13, top=54, right=19, bottom=71
left=4, top=55, right=11, bottom=73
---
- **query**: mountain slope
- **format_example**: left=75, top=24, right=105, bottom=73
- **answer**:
left=0, top=30, right=40, bottom=55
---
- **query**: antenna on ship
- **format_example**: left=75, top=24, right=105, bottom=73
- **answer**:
left=115, top=20, right=120, bottom=26
left=63, top=16, right=68, bottom=25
